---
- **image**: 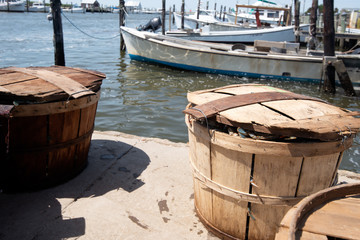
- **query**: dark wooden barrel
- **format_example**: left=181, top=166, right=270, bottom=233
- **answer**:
left=0, top=66, right=105, bottom=191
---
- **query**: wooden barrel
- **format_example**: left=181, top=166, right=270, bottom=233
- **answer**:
left=276, top=183, right=360, bottom=240
left=183, top=84, right=359, bottom=240
left=0, top=66, right=105, bottom=191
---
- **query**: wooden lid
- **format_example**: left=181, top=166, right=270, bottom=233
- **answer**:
left=0, top=66, right=106, bottom=104
left=183, top=84, right=360, bottom=141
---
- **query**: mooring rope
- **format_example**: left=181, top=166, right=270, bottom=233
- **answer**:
left=61, top=12, right=121, bottom=40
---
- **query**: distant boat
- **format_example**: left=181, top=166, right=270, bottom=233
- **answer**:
left=173, top=9, right=228, bottom=30
left=120, top=26, right=360, bottom=87
left=0, top=0, right=25, bottom=12
left=28, top=1, right=49, bottom=12
left=227, top=0, right=287, bottom=25
left=62, top=6, right=86, bottom=13
left=173, top=12, right=251, bottom=31
left=167, top=24, right=309, bottom=43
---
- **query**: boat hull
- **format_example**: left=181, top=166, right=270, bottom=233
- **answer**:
left=121, top=27, right=360, bottom=86
left=0, top=0, right=24, bottom=12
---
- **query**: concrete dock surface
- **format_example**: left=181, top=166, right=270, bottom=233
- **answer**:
left=0, top=131, right=359, bottom=240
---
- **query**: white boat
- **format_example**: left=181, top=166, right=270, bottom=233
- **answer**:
left=28, top=1, right=49, bottom=12
left=166, top=24, right=309, bottom=43
left=62, top=6, right=85, bottom=13
left=227, top=0, right=287, bottom=25
left=173, top=9, right=228, bottom=30
left=120, top=26, right=360, bottom=87
left=0, top=0, right=25, bottom=12
left=173, top=12, right=252, bottom=31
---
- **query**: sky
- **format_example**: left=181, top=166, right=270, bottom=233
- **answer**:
left=64, top=0, right=359, bottom=13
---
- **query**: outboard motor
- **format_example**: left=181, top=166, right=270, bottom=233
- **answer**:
left=137, top=17, right=162, bottom=32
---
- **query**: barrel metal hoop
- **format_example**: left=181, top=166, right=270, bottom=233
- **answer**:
left=190, top=158, right=304, bottom=206
left=8, top=126, right=94, bottom=154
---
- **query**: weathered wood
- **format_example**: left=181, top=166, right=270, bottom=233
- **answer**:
left=120, top=0, right=126, bottom=51
left=185, top=84, right=360, bottom=141
left=196, top=0, right=200, bottom=29
left=214, top=2, right=216, bottom=19
left=181, top=0, right=184, bottom=30
left=161, top=0, right=165, bottom=35
left=183, top=91, right=325, bottom=120
left=51, top=0, right=65, bottom=66
left=0, top=66, right=104, bottom=103
left=277, top=183, right=360, bottom=240
left=309, top=0, right=318, bottom=50
left=323, top=0, right=336, bottom=93
left=294, top=0, right=300, bottom=43
left=9, top=91, right=100, bottom=117
left=333, top=60, right=357, bottom=96
left=6, top=67, right=94, bottom=99
left=0, top=67, right=104, bottom=191
left=186, top=119, right=352, bottom=240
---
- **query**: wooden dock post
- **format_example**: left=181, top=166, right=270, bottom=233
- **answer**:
left=309, top=0, right=318, bottom=50
left=206, top=1, right=209, bottom=10
left=26, top=0, right=29, bottom=11
left=181, top=0, right=184, bottom=30
left=322, top=0, right=336, bottom=94
left=172, top=4, right=175, bottom=24
left=161, top=0, right=165, bottom=35
left=294, top=0, right=300, bottom=43
left=168, top=7, right=172, bottom=31
left=120, top=0, right=125, bottom=51
left=214, top=3, right=217, bottom=19
left=220, top=5, right=223, bottom=20
left=223, top=6, right=226, bottom=21
left=333, top=60, right=357, bottom=96
left=196, top=0, right=200, bottom=29
left=50, top=0, right=65, bottom=66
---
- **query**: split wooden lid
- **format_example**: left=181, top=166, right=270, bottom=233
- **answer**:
left=0, top=66, right=106, bottom=104
left=183, top=84, right=360, bottom=141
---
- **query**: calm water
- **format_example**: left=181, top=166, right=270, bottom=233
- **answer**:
left=1, top=12, right=359, bottom=173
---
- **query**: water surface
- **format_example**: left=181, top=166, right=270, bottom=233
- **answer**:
left=0, top=12, right=359, bottom=173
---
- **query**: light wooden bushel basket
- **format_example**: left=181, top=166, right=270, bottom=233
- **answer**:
left=186, top=118, right=353, bottom=240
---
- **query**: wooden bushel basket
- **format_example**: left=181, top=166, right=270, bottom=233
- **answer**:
left=0, top=66, right=105, bottom=191
left=183, top=84, right=360, bottom=240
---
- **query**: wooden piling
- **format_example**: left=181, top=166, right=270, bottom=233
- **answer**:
left=333, top=60, right=357, bottom=96
left=44, top=0, right=46, bottom=12
left=214, top=3, right=217, bottom=19
left=26, top=0, right=29, bottom=11
left=309, top=0, right=318, bottom=49
left=322, top=0, right=336, bottom=94
left=206, top=1, right=209, bottom=10
left=172, top=4, right=175, bottom=24
left=294, top=0, right=300, bottom=43
left=120, top=0, right=125, bottom=51
left=161, top=0, right=165, bottom=35
left=196, top=0, right=200, bottom=29
left=181, top=0, right=185, bottom=30
left=50, top=0, right=65, bottom=66
left=223, top=6, right=226, bottom=21
left=220, top=5, right=223, bottom=20
left=169, top=7, right=172, bottom=31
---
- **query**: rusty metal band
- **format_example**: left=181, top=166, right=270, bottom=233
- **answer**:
left=8, top=126, right=94, bottom=154
left=6, top=67, right=94, bottom=99
left=190, top=158, right=304, bottom=206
